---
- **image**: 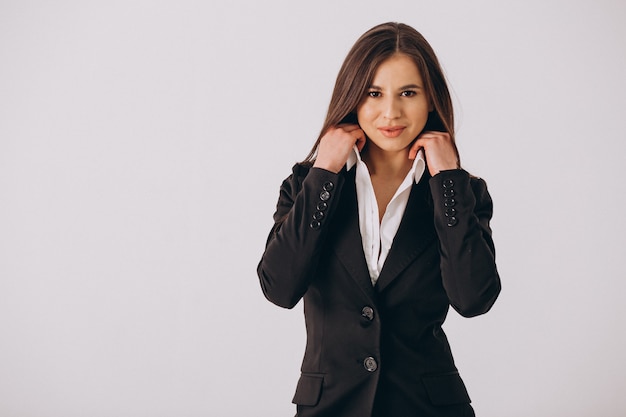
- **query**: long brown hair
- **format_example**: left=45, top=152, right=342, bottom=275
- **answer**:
left=304, top=22, right=458, bottom=165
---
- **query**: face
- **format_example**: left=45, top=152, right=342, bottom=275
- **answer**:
left=356, top=53, right=432, bottom=154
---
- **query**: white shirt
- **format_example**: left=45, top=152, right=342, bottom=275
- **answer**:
left=346, top=146, right=426, bottom=286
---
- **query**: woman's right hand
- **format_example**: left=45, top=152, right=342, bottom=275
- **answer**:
left=313, top=124, right=366, bottom=173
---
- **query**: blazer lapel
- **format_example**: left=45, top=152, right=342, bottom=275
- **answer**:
left=375, top=180, right=437, bottom=293
left=331, top=169, right=377, bottom=302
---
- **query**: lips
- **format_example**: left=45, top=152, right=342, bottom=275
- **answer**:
left=378, top=126, right=406, bottom=138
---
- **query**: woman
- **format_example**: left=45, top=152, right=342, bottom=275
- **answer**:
left=257, top=22, right=501, bottom=417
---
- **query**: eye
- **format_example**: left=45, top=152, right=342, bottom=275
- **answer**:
left=401, top=90, right=417, bottom=97
left=367, top=91, right=381, bottom=98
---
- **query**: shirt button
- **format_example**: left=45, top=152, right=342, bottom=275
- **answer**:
left=361, top=306, right=374, bottom=321
left=323, top=181, right=334, bottom=192
left=319, top=190, right=331, bottom=201
left=364, top=357, right=378, bottom=372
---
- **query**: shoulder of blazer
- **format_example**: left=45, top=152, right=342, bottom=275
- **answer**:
left=467, top=174, right=491, bottom=207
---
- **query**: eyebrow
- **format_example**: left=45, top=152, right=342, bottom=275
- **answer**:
left=368, top=84, right=423, bottom=90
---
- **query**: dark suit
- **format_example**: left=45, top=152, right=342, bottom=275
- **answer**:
left=258, top=163, right=500, bottom=417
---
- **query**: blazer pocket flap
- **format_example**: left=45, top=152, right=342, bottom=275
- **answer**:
left=422, top=371, right=471, bottom=406
left=292, top=374, right=324, bottom=406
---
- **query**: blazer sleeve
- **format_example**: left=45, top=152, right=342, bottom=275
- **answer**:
left=257, top=163, right=345, bottom=309
left=429, top=169, right=501, bottom=317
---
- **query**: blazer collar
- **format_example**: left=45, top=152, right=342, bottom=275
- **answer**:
left=331, top=168, right=377, bottom=302
left=375, top=178, right=437, bottom=293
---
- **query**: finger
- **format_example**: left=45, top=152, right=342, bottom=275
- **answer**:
left=408, top=141, right=422, bottom=160
left=350, top=128, right=365, bottom=147
left=416, top=133, right=437, bottom=141
left=337, top=123, right=361, bottom=132
left=355, top=134, right=366, bottom=152
left=420, top=130, right=449, bottom=137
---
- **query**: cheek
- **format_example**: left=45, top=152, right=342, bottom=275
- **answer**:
left=356, top=105, right=376, bottom=125
left=410, top=102, right=431, bottom=121
left=356, top=108, right=376, bottom=134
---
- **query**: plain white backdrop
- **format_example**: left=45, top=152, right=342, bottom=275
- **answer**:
left=1, top=1, right=625, bottom=416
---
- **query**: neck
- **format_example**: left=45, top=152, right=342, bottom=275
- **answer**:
left=361, top=145, right=412, bottom=180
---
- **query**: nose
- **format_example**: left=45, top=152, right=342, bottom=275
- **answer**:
left=383, top=96, right=401, bottom=120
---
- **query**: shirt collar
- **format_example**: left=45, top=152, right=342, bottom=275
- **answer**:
left=346, top=145, right=426, bottom=184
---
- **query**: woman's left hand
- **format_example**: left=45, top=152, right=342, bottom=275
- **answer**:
left=409, top=131, right=459, bottom=176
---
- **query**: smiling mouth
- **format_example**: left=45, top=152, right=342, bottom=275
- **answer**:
left=378, top=127, right=405, bottom=138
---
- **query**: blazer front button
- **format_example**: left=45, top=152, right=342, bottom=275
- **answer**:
left=361, top=306, right=374, bottom=321
left=364, top=357, right=378, bottom=372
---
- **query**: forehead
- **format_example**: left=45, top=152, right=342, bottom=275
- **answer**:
left=371, top=53, right=423, bottom=84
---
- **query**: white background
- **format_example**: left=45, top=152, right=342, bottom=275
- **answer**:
left=1, top=1, right=625, bottom=416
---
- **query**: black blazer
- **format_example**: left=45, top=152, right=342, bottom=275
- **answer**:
left=258, top=163, right=501, bottom=417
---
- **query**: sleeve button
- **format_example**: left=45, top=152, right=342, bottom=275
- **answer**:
left=444, top=198, right=456, bottom=207
left=319, top=190, right=331, bottom=201
left=310, top=220, right=321, bottom=229
left=323, top=181, right=334, bottom=192
left=446, top=216, right=458, bottom=227
left=443, top=189, right=455, bottom=198
left=443, top=178, right=454, bottom=188
left=445, top=208, right=457, bottom=217
left=316, top=201, right=328, bottom=211
left=313, top=211, right=325, bottom=221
